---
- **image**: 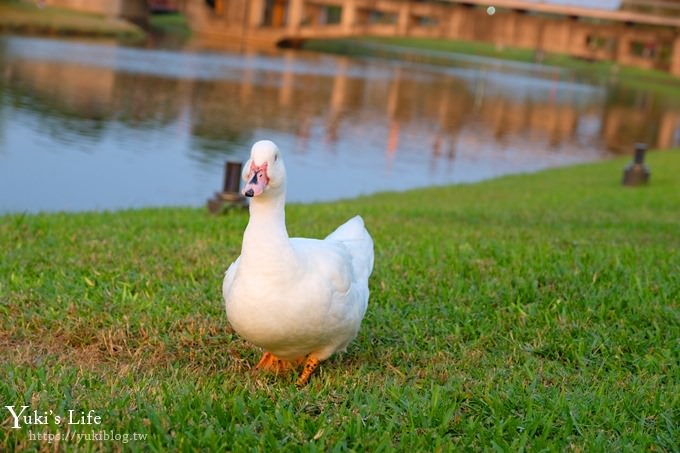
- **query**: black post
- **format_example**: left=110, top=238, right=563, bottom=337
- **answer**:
left=623, top=143, right=651, bottom=187
left=224, top=162, right=242, bottom=193
left=208, top=161, right=248, bottom=213
left=633, top=143, right=646, bottom=165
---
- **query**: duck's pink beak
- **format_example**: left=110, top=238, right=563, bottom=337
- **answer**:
left=243, top=162, right=269, bottom=197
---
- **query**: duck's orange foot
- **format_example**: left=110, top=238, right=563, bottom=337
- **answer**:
left=296, top=355, right=320, bottom=387
left=255, top=352, right=303, bottom=374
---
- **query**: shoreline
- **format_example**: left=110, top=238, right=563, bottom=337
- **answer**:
left=2, top=1, right=676, bottom=95
left=0, top=150, right=676, bottom=217
left=302, top=37, right=680, bottom=96
left=0, top=1, right=146, bottom=41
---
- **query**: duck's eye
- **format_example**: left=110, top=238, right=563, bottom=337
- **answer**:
left=274, top=154, right=278, bottom=162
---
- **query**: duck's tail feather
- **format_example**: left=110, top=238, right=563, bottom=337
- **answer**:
left=325, top=215, right=374, bottom=283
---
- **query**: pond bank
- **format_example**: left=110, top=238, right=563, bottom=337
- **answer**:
left=0, top=1, right=145, bottom=40
left=3, top=1, right=677, bottom=96
left=302, top=37, right=680, bottom=96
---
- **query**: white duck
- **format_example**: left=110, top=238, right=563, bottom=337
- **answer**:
left=223, top=140, right=374, bottom=385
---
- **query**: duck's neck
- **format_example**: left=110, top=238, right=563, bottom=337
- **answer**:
left=241, top=192, right=295, bottom=265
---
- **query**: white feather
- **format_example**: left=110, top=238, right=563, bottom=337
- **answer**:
left=223, top=141, right=374, bottom=362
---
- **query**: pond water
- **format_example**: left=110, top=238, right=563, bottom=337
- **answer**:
left=1, top=35, right=679, bottom=213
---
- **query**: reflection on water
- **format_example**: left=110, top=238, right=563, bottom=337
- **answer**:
left=1, top=35, right=679, bottom=213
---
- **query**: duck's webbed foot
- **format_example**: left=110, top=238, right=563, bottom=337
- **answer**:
left=296, top=355, right=320, bottom=387
left=255, top=352, right=303, bottom=374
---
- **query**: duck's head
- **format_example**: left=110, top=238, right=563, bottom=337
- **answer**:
left=242, top=140, right=286, bottom=198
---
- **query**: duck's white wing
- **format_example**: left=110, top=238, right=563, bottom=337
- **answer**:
left=222, top=256, right=240, bottom=306
left=325, top=215, right=374, bottom=285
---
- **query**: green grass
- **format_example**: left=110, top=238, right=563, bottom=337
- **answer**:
left=0, top=0, right=145, bottom=40
left=1, top=152, right=679, bottom=450
left=149, top=13, right=191, bottom=40
left=303, top=36, right=680, bottom=97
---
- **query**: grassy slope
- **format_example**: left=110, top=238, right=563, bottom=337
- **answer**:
left=148, top=12, right=191, bottom=39
left=303, top=36, right=680, bottom=97
left=1, top=152, right=679, bottom=451
left=0, top=1, right=145, bottom=39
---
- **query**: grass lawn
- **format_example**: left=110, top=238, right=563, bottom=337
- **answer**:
left=0, top=0, right=145, bottom=40
left=148, top=12, right=191, bottom=40
left=302, top=37, right=680, bottom=97
left=1, top=151, right=679, bottom=450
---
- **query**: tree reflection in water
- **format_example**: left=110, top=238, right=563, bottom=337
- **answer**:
left=1, top=35, right=679, bottom=213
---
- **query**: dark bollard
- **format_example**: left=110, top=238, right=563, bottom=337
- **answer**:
left=207, top=161, right=248, bottom=214
left=223, top=161, right=242, bottom=193
left=622, top=143, right=651, bottom=187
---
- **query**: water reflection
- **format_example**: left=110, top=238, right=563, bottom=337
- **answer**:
left=1, top=35, right=679, bottom=213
